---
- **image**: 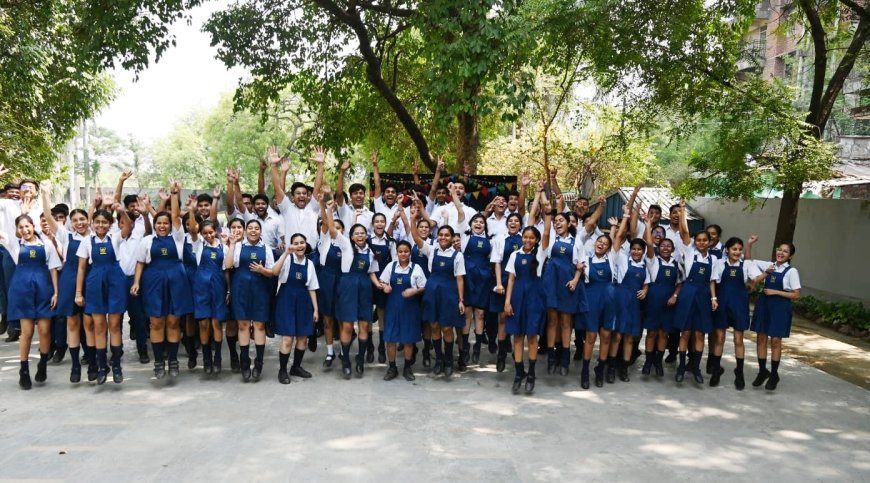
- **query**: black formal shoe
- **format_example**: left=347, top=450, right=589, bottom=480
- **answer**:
left=241, top=367, right=252, bottom=382
left=471, top=348, right=480, bottom=364
left=525, top=375, right=536, bottom=393
left=52, top=345, right=67, bottom=364
left=706, top=357, right=713, bottom=375
left=512, top=373, right=526, bottom=394
left=444, top=361, right=454, bottom=378
left=69, top=365, right=81, bottom=383
left=213, top=359, right=222, bottom=374
left=594, top=365, right=604, bottom=388
left=457, top=354, right=467, bottom=372
left=87, top=364, right=98, bottom=381
left=342, top=363, right=352, bottom=379
left=654, top=358, right=665, bottom=377
left=154, top=361, right=166, bottom=379
left=355, top=356, right=365, bottom=376
left=422, top=350, right=431, bottom=368
left=35, top=361, right=48, bottom=383
left=96, top=367, right=108, bottom=385
left=675, top=362, right=685, bottom=383
left=664, top=351, right=677, bottom=364
left=384, top=366, right=398, bottom=381
left=559, top=365, right=569, bottom=376
left=547, top=357, right=556, bottom=375
left=765, top=372, right=780, bottom=391
left=111, top=365, right=123, bottom=384
left=581, top=368, right=590, bottom=390
left=187, top=354, right=197, bottom=370
left=641, top=358, right=653, bottom=376
left=139, top=350, right=150, bottom=364
left=752, top=369, right=770, bottom=387
left=462, top=347, right=470, bottom=365
left=5, top=329, right=20, bottom=343
left=403, top=366, right=416, bottom=381
left=308, top=336, right=318, bottom=353
left=573, top=347, right=582, bottom=360
left=252, top=363, right=263, bottom=381
left=409, top=345, right=418, bottom=366
left=323, top=354, right=335, bottom=369
left=433, top=359, right=443, bottom=375
left=734, top=369, right=745, bottom=390
left=278, top=369, right=291, bottom=384
left=488, top=339, right=497, bottom=354
left=290, top=366, right=312, bottom=379
left=605, top=364, right=616, bottom=384
left=230, top=354, right=241, bottom=373
left=693, top=367, right=704, bottom=385
left=168, top=360, right=180, bottom=377
left=19, top=369, right=32, bottom=390
left=203, top=362, right=213, bottom=375
left=365, top=345, right=375, bottom=364
left=618, top=363, right=630, bottom=382
left=710, top=366, right=724, bottom=387
left=377, top=344, right=386, bottom=364
left=496, top=356, right=506, bottom=373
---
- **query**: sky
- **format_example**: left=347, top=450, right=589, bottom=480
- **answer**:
left=95, top=2, right=244, bottom=143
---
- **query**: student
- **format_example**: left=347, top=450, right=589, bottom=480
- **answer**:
left=317, top=200, right=345, bottom=369
left=0, top=214, right=61, bottom=389
left=709, top=236, right=754, bottom=389
left=542, top=209, right=585, bottom=376
left=460, top=212, right=494, bottom=369
left=490, top=213, right=523, bottom=372
left=406, top=202, right=437, bottom=367
left=336, top=159, right=374, bottom=234
left=706, top=225, right=723, bottom=259
left=223, top=217, right=245, bottom=372
left=75, top=205, right=131, bottom=384
left=504, top=217, right=550, bottom=394
left=189, top=214, right=229, bottom=375
left=671, top=201, right=718, bottom=385
left=746, top=236, right=801, bottom=391
left=610, top=206, right=650, bottom=383
left=272, top=234, right=319, bottom=384
left=225, top=218, right=276, bottom=382
left=39, top=182, right=91, bottom=382
left=640, top=215, right=682, bottom=378
left=579, top=230, right=619, bottom=390
left=370, top=212, right=397, bottom=364
left=379, top=240, right=426, bottom=381
left=130, top=182, right=194, bottom=380
left=332, top=216, right=382, bottom=378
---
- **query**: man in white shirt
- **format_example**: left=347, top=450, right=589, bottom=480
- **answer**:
left=431, top=180, right=477, bottom=232
left=484, top=195, right=509, bottom=238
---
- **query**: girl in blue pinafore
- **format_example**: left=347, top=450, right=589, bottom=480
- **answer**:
left=75, top=208, right=131, bottom=385
left=226, top=218, right=275, bottom=383
left=182, top=231, right=201, bottom=370
left=542, top=212, right=586, bottom=376
left=504, top=224, right=548, bottom=395
left=316, top=214, right=345, bottom=370
left=190, top=219, right=229, bottom=375
left=332, top=215, right=382, bottom=379
left=417, top=224, right=466, bottom=378
left=708, top=236, right=753, bottom=389
left=131, top=186, right=193, bottom=380
left=272, top=233, right=319, bottom=385
left=222, top=217, right=245, bottom=373
left=369, top=212, right=396, bottom=365
left=610, top=210, right=650, bottom=384
left=461, top=213, right=494, bottom=368
left=746, top=236, right=801, bottom=391
left=405, top=210, right=436, bottom=368
left=672, top=203, right=717, bottom=385
left=579, top=232, right=618, bottom=391
left=490, top=213, right=523, bottom=373
left=379, top=241, right=426, bottom=382
left=1, top=214, right=62, bottom=390
left=640, top=219, right=681, bottom=379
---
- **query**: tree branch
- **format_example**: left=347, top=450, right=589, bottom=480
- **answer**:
left=816, top=12, right=870, bottom=132
left=356, top=0, right=416, bottom=18
left=840, top=0, right=870, bottom=22
left=798, top=0, right=828, bottom=129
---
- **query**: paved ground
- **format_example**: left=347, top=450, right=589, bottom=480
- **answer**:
left=0, top=327, right=868, bottom=482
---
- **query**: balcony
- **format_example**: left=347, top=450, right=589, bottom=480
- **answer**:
left=756, top=0, right=771, bottom=19
left=737, top=40, right=766, bottom=74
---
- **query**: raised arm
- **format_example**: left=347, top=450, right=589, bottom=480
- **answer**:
left=583, top=196, right=606, bottom=235
left=449, top=183, right=466, bottom=225
left=170, top=181, right=182, bottom=231
left=257, top=156, right=267, bottom=195
left=540, top=194, right=553, bottom=250
left=411, top=159, right=420, bottom=187
left=336, top=159, right=350, bottom=206
left=320, top=198, right=339, bottom=239
left=371, top=151, right=381, bottom=200
left=268, top=146, right=286, bottom=204
left=270, top=244, right=293, bottom=276
left=186, top=198, right=199, bottom=241
left=518, top=171, right=531, bottom=217
left=613, top=204, right=631, bottom=250
left=116, top=202, right=133, bottom=240
left=210, top=185, right=220, bottom=222
left=642, top=212, right=654, bottom=258
left=678, top=200, right=690, bottom=246
left=550, top=168, right=565, bottom=212
left=39, top=181, right=59, bottom=235
left=528, top=180, right=544, bottom=225
left=114, top=170, right=132, bottom=204
left=428, top=156, right=444, bottom=202
left=225, top=168, right=237, bottom=216
left=140, top=195, right=153, bottom=236
left=311, top=146, right=326, bottom=200
left=408, top=202, right=427, bottom=249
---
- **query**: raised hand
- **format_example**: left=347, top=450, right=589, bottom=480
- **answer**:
left=340, top=160, right=350, bottom=171
left=212, top=186, right=221, bottom=198
left=158, top=188, right=169, bottom=202
left=412, top=160, right=419, bottom=176
left=259, top=156, right=268, bottom=171
left=267, top=146, right=281, bottom=166
left=598, top=195, right=607, bottom=206
left=120, top=170, right=133, bottom=181
left=370, top=151, right=379, bottom=167
left=310, top=146, right=326, bottom=164
left=607, top=216, right=619, bottom=226
left=0, top=164, right=9, bottom=178
left=521, top=171, right=532, bottom=187
left=40, top=180, right=52, bottom=195
left=436, top=156, right=445, bottom=172
left=747, top=234, right=758, bottom=245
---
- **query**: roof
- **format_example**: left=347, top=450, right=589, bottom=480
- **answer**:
left=595, top=187, right=704, bottom=221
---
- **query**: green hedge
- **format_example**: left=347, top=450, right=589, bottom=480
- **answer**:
left=794, top=296, right=870, bottom=331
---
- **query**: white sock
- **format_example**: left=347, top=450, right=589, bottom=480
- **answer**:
left=327, top=344, right=334, bottom=356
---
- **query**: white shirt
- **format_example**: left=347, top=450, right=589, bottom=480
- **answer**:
left=374, top=197, right=405, bottom=240
left=379, top=261, right=427, bottom=289
left=746, top=260, right=801, bottom=291
left=579, top=224, right=604, bottom=255
left=118, top=235, right=142, bottom=276
left=489, top=232, right=523, bottom=264
left=545, top=234, right=586, bottom=265
left=679, top=245, right=718, bottom=280
left=191, top=238, right=229, bottom=266
left=333, top=233, right=379, bottom=274
left=486, top=213, right=509, bottom=238
left=338, top=203, right=373, bottom=234
left=76, top=233, right=123, bottom=263
left=230, top=239, right=276, bottom=269
left=613, top=251, right=651, bottom=284
left=420, top=244, right=466, bottom=276
left=54, top=225, right=91, bottom=260
left=431, top=202, right=477, bottom=232
left=137, top=227, right=187, bottom=264
left=585, top=253, right=619, bottom=283
left=278, top=197, right=319, bottom=249
left=711, top=258, right=754, bottom=284
left=0, top=236, right=62, bottom=270
left=505, top=247, right=548, bottom=277
left=277, top=255, right=320, bottom=286
left=646, top=254, right=683, bottom=284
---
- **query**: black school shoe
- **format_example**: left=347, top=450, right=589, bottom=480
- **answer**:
left=35, top=360, right=48, bottom=383
left=752, top=369, right=770, bottom=387
left=5, top=328, right=20, bottom=342
left=433, top=359, right=443, bottom=375
left=290, top=366, right=312, bottom=378
left=525, top=375, right=536, bottom=394
left=457, top=352, right=468, bottom=372
left=70, top=366, right=81, bottom=383
left=403, top=366, right=415, bottom=381
left=52, top=345, right=67, bottom=364
left=323, top=354, right=335, bottom=369
left=230, top=353, right=241, bottom=373
left=709, top=366, right=724, bottom=387
left=764, top=373, right=780, bottom=390
left=594, top=364, right=604, bottom=388
left=444, top=360, right=454, bottom=378
left=365, top=342, right=375, bottom=364
left=617, top=361, right=630, bottom=382
left=252, top=362, right=263, bottom=381
left=342, top=362, right=352, bottom=379
left=139, top=350, right=151, bottom=364
left=496, top=355, right=506, bottom=373
left=512, top=372, right=526, bottom=394
left=112, top=365, right=123, bottom=384
left=734, top=369, right=745, bottom=390
left=581, top=367, right=590, bottom=390
left=154, top=361, right=166, bottom=379
left=355, top=355, right=365, bottom=376
left=422, top=349, right=431, bottom=368
left=96, top=367, right=108, bottom=385
left=19, top=369, right=32, bottom=390
left=384, top=366, right=398, bottom=381
left=278, top=369, right=291, bottom=384
left=605, top=363, right=616, bottom=384
left=168, top=360, right=180, bottom=378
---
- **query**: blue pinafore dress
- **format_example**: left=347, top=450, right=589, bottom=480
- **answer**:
left=422, top=249, right=462, bottom=327
left=616, top=259, right=646, bottom=337
left=505, top=251, right=545, bottom=336
left=336, top=250, right=374, bottom=323
left=193, top=242, right=229, bottom=321
left=750, top=266, right=794, bottom=337
left=644, top=258, right=679, bottom=331
left=274, top=258, right=315, bottom=337
left=412, top=244, right=430, bottom=277
left=84, top=236, right=128, bottom=314
left=583, top=256, right=616, bottom=332
left=489, top=234, right=521, bottom=313
left=544, top=236, right=582, bottom=314
left=383, top=262, right=423, bottom=344
left=56, top=233, right=83, bottom=317
left=672, top=255, right=713, bottom=334
left=7, top=243, right=54, bottom=320
left=141, top=235, right=193, bottom=318
left=714, top=261, right=750, bottom=331
left=369, top=238, right=392, bottom=309
left=317, top=242, right=343, bottom=318
left=231, top=243, right=270, bottom=322
left=463, top=234, right=494, bottom=310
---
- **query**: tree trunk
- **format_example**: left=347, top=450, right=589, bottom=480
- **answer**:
left=772, top=185, right=801, bottom=256
left=457, top=111, right=480, bottom=174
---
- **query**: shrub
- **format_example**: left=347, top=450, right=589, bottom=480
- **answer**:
left=794, top=296, right=870, bottom=331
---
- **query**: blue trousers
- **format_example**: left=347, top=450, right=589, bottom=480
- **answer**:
left=127, top=276, right=149, bottom=352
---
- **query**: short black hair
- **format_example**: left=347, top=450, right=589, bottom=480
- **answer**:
left=123, top=194, right=138, bottom=207
left=51, top=203, right=69, bottom=217
left=289, top=182, right=307, bottom=194
left=3, top=183, right=18, bottom=191
left=649, top=204, right=662, bottom=213
left=383, top=182, right=398, bottom=193
left=706, top=224, right=722, bottom=236
left=349, top=183, right=366, bottom=194
left=252, top=194, right=269, bottom=205
left=241, top=193, right=253, bottom=201
left=196, top=193, right=213, bottom=204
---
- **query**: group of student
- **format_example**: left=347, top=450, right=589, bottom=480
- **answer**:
left=0, top=151, right=801, bottom=394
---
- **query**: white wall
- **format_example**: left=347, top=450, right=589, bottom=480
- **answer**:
left=692, top=197, right=870, bottom=306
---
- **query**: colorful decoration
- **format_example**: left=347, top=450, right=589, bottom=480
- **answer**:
left=368, top=173, right=518, bottom=211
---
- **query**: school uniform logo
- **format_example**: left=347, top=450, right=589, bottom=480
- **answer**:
left=521, top=258, right=528, bottom=265
left=559, top=246, right=566, bottom=254
left=396, top=277, right=404, bottom=285
left=664, top=269, right=672, bottom=277
left=729, top=268, right=737, bottom=277
left=770, top=275, right=777, bottom=283
left=634, top=271, right=642, bottom=279
left=295, top=271, right=302, bottom=280
left=29, top=249, right=36, bottom=258
left=439, top=261, right=445, bottom=267
left=210, top=251, right=217, bottom=260
left=477, top=241, right=484, bottom=248
left=250, top=253, right=258, bottom=261
left=99, top=246, right=107, bottom=255
left=698, top=267, right=706, bottom=275
left=160, top=248, right=168, bottom=256
left=597, top=269, right=604, bottom=276
left=357, top=260, right=367, bottom=270
left=512, top=244, right=519, bottom=251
